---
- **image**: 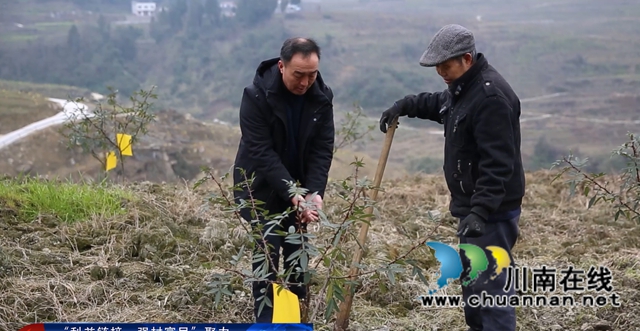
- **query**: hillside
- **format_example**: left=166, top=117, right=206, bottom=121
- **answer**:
left=0, top=82, right=382, bottom=183
left=0, top=79, right=95, bottom=135
left=0, top=170, right=638, bottom=331
left=0, top=89, right=59, bottom=135
left=1, top=2, right=639, bottom=330
left=0, top=77, right=635, bottom=188
left=1, top=0, right=639, bottom=176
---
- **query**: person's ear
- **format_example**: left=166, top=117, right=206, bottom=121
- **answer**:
left=464, top=53, right=473, bottom=66
left=278, top=60, right=284, bottom=74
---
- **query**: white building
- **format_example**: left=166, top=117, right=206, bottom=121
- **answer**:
left=275, top=0, right=321, bottom=15
left=220, top=1, right=237, bottom=18
left=131, top=1, right=157, bottom=17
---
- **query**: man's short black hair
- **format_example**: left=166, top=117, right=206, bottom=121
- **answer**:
left=280, top=37, right=321, bottom=63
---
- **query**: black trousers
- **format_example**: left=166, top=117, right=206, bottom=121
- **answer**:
left=459, top=215, right=520, bottom=331
left=250, top=212, right=308, bottom=322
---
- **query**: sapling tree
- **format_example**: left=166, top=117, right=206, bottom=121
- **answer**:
left=194, top=102, right=447, bottom=329
left=59, top=86, right=157, bottom=183
left=195, top=158, right=445, bottom=329
left=552, top=132, right=640, bottom=223
left=333, top=103, right=375, bottom=155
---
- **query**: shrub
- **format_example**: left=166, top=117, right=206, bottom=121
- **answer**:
left=552, top=132, right=640, bottom=223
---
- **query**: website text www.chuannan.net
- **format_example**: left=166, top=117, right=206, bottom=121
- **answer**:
left=418, top=291, right=621, bottom=308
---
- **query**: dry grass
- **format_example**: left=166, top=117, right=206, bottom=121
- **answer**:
left=0, top=170, right=639, bottom=331
left=0, top=89, right=61, bottom=134
left=0, top=105, right=391, bottom=184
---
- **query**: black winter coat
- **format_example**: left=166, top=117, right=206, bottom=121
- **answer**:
left=233, top=58, right=335, bottom=221
left=397, top=53, right=525, bottom=222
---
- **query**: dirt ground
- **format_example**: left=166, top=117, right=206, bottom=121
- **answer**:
left=1, top=170, right=638, bottom=331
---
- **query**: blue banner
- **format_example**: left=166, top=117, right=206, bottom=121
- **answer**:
left=18, top=323, right=314, bottom=331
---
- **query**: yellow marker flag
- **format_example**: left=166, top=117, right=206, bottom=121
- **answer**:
left=106, top=151, right=117, bottom=171
left=271, top=284, right=301, bottom=323
left=117, top=133, right=133, bottom=156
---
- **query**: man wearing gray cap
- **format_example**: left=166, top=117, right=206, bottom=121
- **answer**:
left=379, top=24, right=525, bottom=331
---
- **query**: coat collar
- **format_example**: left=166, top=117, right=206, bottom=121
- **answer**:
left=253, top=57, right=331, bottom=105
left=447, top=53, right=488, bottom=98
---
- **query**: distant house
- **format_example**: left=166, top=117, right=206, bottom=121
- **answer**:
left=275, top=0, right=318, bottom=15
left=131, top=1, right=157, bottom=17
left=219, top=1, right=237, bottom=18
left=284, top=3, right=302, bottom=15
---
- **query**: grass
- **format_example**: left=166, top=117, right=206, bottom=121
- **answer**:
left=0, top=169, right=638, bottom=331
left=274, top=0, right=640, bottom=176
left=0, top=34, right=40, bottom=43
left=0, top=175, right=132, bottom=223
left=0, top=96, right=385, bottom=184
left=0, top=79, right=92, bottom=102
left=3, top=0, right=129, bottom=45
left=1, top=0, right=639, bottom=177
left=32, top=21, right=76, bottom=28
left=1, top=21, right=79, bottom=46
left=0, top=88, right=60, bottom=134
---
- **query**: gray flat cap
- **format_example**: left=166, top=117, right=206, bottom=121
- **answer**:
left=419, top=24, right=475, bottom=67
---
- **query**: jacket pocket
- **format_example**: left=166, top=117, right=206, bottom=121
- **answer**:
left=453, top=159, right=475, bottom=195
left=464, top=159, right=475, bottom=194
left=449, top=113, right=467, bottom=148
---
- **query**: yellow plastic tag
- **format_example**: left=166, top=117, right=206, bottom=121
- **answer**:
left=105, top=151, right=117, bottom=171
left=117, top=133, right=133, bottom=156
left=271, top=284, right=301, bottom=323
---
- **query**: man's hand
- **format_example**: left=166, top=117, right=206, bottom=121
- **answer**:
left=457, top=213, right=486, bottom=238
left=291, top=194, right=305, bottom=209
left=300, top=193, right=322, bottom=223
left=308, top=193, right=323, bottom=210
left=379, top=102, right=404, bottom=133
left=292, top=194, right=323, bottom=223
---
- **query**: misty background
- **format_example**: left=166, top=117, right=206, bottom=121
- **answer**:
left=1, top=0, right=639, bottom=180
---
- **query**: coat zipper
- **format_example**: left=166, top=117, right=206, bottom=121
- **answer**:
left=468, top=161, right=473, bottom=193
left=453, top=114, right=459, bottom=133
left=457, top=159, right=466, bottom=194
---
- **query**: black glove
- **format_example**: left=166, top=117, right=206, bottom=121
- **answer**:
left=379, top=101, right=404, bottom=133
left=457, top=213, right=486, bottom=238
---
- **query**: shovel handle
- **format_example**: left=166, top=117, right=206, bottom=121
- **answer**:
left=334, top=114, right=399, bottom=330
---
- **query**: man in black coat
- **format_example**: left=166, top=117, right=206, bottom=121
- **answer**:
left=233, top=37, right=335, bottom=322
left=379, top=24, right=525, bottom=331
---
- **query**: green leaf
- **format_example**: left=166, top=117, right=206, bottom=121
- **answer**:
left=386, top=268, right=396, bottom=285
left=412, top=266, right=430, bottom=285
left=221, top=287, right=233, bottom=296
left=323, top=255, right=331, bottom=268
left=325, top=297, right=339, bottom=322
left=332, top=282, right=345, bottom=302
left=378, top=280, right=388, bottom=294
left=569, top=181, right=577, bottom=197
left=285, top=249, right=302, bottom=262
left=300, top=252, right=308, bottom=271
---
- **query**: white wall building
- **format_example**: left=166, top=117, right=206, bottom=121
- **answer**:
left=131, top=1, right=157, bottom=17
left=220, top=1, right=237, bottom=18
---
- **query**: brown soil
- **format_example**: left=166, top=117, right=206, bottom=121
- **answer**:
left=0, top=171, right=638, bottom=331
